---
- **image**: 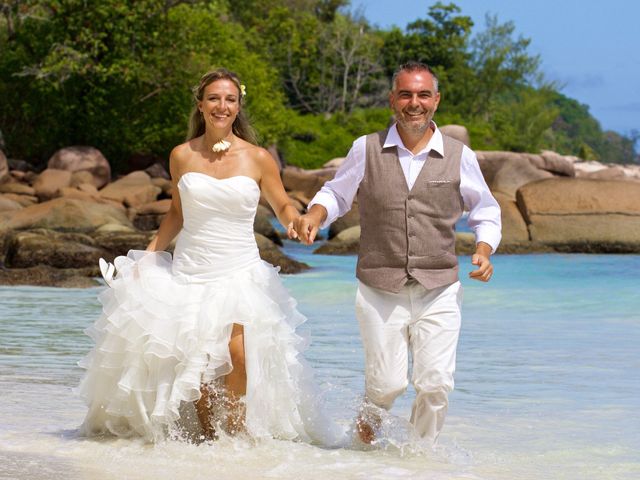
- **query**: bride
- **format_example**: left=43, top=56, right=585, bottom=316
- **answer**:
left=76, top=68, right=343, bottom=445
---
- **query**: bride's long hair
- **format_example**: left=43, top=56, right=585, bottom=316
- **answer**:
left=186, top=68, right=258, bottom=145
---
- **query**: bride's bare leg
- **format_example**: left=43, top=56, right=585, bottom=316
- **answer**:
left=225, top=323, right=247, bottom=434
left=195, top=383, right=217, bottom=440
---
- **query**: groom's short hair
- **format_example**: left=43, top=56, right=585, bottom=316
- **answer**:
left=391, top=62, right=439, bottom=93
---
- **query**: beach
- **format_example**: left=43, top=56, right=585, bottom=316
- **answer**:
left=1, top=247, right=639, bottom=479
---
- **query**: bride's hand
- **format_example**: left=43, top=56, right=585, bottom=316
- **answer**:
left=286, top=222, right=299, bottom=240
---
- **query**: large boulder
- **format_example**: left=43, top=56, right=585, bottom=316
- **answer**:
left=32, top=168, right=73, bottom=200
left=516, top=178, right=640, bottom=252
left=255, top=233, right=309, bottom=273
left=99, top=171, right=161, bottom=208
left=0, top=265, right=100, bottom=288
left=4, top=229, right=107, bottom=269
left=0, top=149, right=7, bottom=181
left=0, top=195, right=22, bottom=212
left=537, top=150, right=576, bottom=177
left=328, top=202, right=360, bottom=239
left=1, top=192, right=38, bottom=207
left=315, top=225, right=360, bottom=255
left=281, top=166, right=333, bottom=200
left=579, top=165, right=627, bottom=181
left=440, top=124, right=470, bottom=147
left=493, top=192, right=530, bottom=243
left=254, top=207, right=282, bottom=246
left=491, top=157, right=553, bottom=200
left=0, top=181, right=36, bottom=196
left=2, top=197, right=133, bottom=233
left=133, top=199, right=171, bottom=231
left=48, top=146, right=111, bottom=188
left=91, top=230, right=155, bottom=257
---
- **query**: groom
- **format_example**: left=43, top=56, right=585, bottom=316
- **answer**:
left=294, top=62, right=502, bottom=445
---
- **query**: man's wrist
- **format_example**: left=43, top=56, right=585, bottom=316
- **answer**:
left=306, top=204, right=328, bottom=225
left=475, top=241, right=492, bottom=257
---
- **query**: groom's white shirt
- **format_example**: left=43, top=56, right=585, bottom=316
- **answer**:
left=308, top=122, right=502, bottom=252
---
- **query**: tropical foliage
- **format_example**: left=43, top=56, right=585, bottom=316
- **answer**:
left=0, top=0, right=636, bottom=171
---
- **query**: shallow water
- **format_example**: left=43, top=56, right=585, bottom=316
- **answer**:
left=1, top=249, right=639, bottom=479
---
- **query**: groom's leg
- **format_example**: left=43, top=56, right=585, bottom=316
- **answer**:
left=408, top=280, right=463, bottom=444
left=356, top=281, right=411, bottom=415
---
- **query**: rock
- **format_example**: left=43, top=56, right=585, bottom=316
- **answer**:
left=59, top=186, right=100, bottom=202
left=0, top=182, right=36, bottom=196
left=1, top=192, right=38, bottom=207
left=92, top=230, right=155, bottom=256
left=573, top=161, right=607, bottom=175
left=539, top=150, right=576, bottom=177
left=0, top=265, right=101, bottom=288
left=314, top=226, right=360, bottom=255
left=257, top=204, right=274, bottom=219
left=287, top=190, right=311, bottom=207
left=580, top=165, right=627, bottom=181
left=137, top=199, right=171, bottom=215
left=7, top=159, right=32, bottom=172
left=0, top=149, right=7, bottom=181
left=0, top=195, right=22, bottom=212
left=255, top=233, right=309, bottom=273
left=491, top=157, right=553, bottom=200
left=4, top=229, right=108, bottom=269
left=328, top=202, right=360, bottom=239
left=493, top=192, right=530, bottom=243
left=440, top=124, right=470, bottom=147
left=70, top=170, right=96, bottom=187
left=254, top=208, right=282, bottom=246
left=516, top=178, right=640, bottom=252
left=10, top=170, right=26, bottom=181
left=267, top=145, right=284, bottom=170
left=48, top=146, right=111, bottom=188
left=32, top=168, right=72, bottom=200
left=145, top=162, right=170, bottom=179
left=133, top=200, right=170, bottom=231
left=151, top=177, right=173, bottom=196
left=323, top=157, right=346, bottom=169
left=2, top=197, right=133, bottom=233
left=455, top=232, right=476, bottom=255
left=99, top=171, right=161, bottom=208
left=281, top=166, right=333, bottom=200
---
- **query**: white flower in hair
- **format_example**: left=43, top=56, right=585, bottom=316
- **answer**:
left=240, top=84, right=246, bottom=97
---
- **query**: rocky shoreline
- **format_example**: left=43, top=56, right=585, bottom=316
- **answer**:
left=1, top=128, right=640, bottom=287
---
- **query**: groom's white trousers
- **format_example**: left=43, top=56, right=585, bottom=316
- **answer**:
left=356, top=279, right=463, bottom=443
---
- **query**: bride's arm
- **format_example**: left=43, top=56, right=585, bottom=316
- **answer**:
left=146, top=148, right=185, bottom=251
left=257, top=149, right=299, bottom=239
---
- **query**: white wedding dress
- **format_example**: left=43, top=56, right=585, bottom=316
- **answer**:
left=76, top=172, right=343, bottom=444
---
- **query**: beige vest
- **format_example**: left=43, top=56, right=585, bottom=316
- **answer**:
left=356, top=129, right=464, bottom=293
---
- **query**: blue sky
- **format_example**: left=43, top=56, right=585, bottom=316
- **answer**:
left=358, top=0, right=639, bottom=136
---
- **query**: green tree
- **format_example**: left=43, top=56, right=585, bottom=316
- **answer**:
left=0, top=0, right=288, bottom=171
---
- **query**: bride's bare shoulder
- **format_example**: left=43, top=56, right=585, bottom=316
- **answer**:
left=171, top=138, right=201, bottom=162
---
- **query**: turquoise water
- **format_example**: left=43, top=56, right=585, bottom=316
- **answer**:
left=1, top=248, right=639, bottom=479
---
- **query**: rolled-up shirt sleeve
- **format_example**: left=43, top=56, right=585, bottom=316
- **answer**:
left=307, top=136, right=366, bottom=229
left=460, top=145, right=502, bottom=252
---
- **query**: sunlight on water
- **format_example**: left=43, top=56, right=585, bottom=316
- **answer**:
left=1, top=252, right=639, bottom=479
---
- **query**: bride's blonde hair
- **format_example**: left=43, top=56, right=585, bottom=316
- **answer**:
left=186, top=68, right=257, bottom=145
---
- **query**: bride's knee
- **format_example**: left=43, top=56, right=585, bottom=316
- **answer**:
left=228, top=324, right=246, bottom=372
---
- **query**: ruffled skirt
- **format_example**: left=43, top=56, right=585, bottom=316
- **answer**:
left=76, top=250, right=343, bottom=445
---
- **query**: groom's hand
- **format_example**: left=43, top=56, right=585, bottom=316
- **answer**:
left=294, top=205, right=327, bottom=245
left=469, top=242, right=494, bottom=282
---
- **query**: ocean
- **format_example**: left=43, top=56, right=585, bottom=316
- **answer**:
left=1, top=245, right=638, bottom=479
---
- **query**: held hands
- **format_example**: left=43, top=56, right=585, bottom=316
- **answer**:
left=293, top=207, right=325, bottom=245
left=286, top=221, right=299, bottom=240
left=469, top=242, right=494, bottom=282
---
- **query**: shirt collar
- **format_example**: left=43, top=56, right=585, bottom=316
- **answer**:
left=383, top=121, right=444, bottom=157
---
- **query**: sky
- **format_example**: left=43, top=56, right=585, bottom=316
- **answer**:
left=357, top=0, right=640, bottom=137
